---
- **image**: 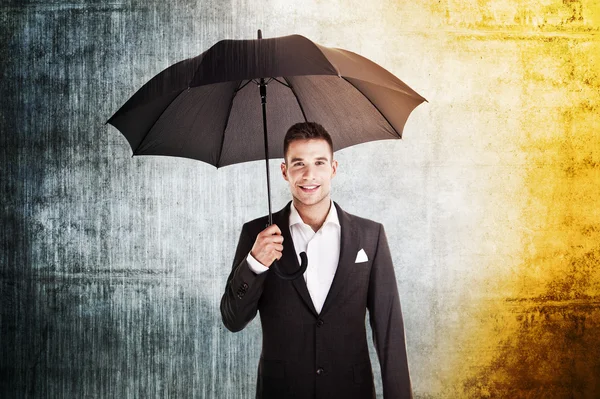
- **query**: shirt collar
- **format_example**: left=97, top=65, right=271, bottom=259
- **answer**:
left=290, top=200, right=340, bottom=229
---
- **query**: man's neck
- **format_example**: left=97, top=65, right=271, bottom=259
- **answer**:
left=293, top=197, right=332, bottom=232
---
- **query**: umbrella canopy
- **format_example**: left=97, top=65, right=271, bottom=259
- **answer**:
left=107, top=33, right=426, bottom=167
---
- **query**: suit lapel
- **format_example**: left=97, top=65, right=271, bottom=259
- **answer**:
left=274, top=202, right=318, bottom=316
left=320, top=202, right=360, bottom=316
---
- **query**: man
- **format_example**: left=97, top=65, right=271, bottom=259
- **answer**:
left=220, top=122, right=412, bottom=399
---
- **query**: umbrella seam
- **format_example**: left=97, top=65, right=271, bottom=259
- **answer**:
left=340, top=77, right=401, bottom=139
left=311, top=42, right=341, bottom=76
left=217, top=80, right=244, bottom=168
left=282, top=77, right=308, bottom=123
left=315, top=45, right=427, bottom=101
left=132, top=89, right=186, bottom=155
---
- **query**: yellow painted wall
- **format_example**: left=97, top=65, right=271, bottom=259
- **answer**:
left=376, top=0, right=600, bottom=397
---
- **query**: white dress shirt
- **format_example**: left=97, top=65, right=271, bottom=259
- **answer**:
left=246, top=200, right=341, bottom=314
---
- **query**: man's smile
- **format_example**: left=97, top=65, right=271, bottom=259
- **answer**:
left=299, top=184, right=320, bottom=193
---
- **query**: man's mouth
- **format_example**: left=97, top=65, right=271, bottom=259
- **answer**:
left=299, top=185, right=320, bottom=193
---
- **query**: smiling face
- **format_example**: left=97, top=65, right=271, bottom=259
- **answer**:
left=281, top=138, right=338, bottom=210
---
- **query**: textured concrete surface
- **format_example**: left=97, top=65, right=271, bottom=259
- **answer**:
left=1, top=0, right=599, bottom=398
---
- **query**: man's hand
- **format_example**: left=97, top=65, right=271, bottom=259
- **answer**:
left=250, top=224, right=284, bottom=268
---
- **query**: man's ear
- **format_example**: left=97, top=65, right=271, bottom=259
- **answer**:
left=281, top=162, right=288, bottom=181
left=331, top=159, right=338, bottom=178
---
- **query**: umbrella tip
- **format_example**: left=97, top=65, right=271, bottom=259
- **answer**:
left=257, top=29, right=262, bottom=39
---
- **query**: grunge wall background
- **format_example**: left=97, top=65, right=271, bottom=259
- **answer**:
left=1, top=0, right=599, bottom=397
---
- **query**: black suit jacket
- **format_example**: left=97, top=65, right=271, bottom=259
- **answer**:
left=221, top=201, right=412, bottom=399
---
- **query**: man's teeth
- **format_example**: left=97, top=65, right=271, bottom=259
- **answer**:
left=302, top=186, right=318, bottom=189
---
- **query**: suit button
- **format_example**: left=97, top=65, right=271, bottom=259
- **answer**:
left=316, top=319, right=324, bottom=327
left=316, top=367, right=324, bottom=375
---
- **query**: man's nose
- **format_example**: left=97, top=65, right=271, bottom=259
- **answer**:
left=302, top=164, right=316, bottom=179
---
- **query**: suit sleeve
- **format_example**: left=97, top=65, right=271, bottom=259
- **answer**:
left=220, top=223, right=270, bottom=332
left=367, top=223, right=413, bottom=399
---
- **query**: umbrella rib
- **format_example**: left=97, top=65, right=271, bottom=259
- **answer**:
left=235, top=79, right=252, bottom=93
left=216, top=80, right=243, bottom=167
left=271, top=77, right=290, bottom=88
left=341, top=77, right=401, bottom=138
left=282, top=77, right=308, bottom=123
left=132, top=89, right=186, bottom=155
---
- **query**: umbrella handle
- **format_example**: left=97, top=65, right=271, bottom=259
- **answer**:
left=270, top=252, right=308, bottom=281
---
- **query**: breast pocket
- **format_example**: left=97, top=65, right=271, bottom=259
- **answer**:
left=348, top=259, right=372, bottom=292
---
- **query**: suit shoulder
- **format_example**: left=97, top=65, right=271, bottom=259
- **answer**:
left=343, top=209, right=383, bottom=231
left=241, top=214, right=269, bottom=235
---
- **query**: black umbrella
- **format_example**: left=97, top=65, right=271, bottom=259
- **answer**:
left=107, top=30, right=426, bottom=280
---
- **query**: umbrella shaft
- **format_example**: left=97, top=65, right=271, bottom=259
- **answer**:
left=260, top=79, right=273, bottom=226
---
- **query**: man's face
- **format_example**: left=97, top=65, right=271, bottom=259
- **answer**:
left=281, top=138, right=338, bottom=208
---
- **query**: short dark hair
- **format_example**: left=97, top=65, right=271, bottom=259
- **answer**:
left=283, top=122, right=333, bottom=162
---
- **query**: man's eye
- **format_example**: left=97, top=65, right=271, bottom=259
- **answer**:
left=316, top=161, right=324, bottom=165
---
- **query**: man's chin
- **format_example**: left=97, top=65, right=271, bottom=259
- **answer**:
left=293, top=193, right=329, bottom=207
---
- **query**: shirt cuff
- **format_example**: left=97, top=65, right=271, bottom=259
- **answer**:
left=246, top=252, right=270, bottom=274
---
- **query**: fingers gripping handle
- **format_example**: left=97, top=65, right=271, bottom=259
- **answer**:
left=271, top=252, right=308, bottom=280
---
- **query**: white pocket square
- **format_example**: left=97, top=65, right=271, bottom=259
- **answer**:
left=355, top=248, right=368, bottom=263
